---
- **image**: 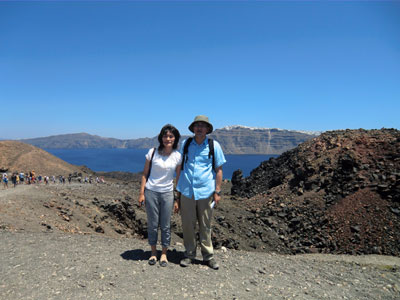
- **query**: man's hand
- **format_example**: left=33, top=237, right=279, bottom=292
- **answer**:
left=174, top=199, right=180, bottom=213
left=213, top=192, right=221, bottom=206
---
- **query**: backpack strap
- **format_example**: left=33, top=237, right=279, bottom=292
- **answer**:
left=208, top=138, right=215, bottom=172
left=146, top=148, right=156, bottom=182
left=181, top=137, right=215, bottom=172
left=181, top=137, right=193, bottom=171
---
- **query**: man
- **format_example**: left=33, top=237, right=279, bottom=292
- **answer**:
left=176, top=115, right=226, bottom=270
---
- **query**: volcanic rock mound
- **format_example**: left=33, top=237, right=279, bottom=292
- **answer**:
left=231, top=129, right=400, bottom=256
left=0, top=141, right=90, bottom=176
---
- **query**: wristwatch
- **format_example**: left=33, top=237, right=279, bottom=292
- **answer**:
left=214, top=190, right=221, bottom=196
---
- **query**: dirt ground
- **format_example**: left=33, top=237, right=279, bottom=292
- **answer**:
left=2, top=180, right=400, bottom=299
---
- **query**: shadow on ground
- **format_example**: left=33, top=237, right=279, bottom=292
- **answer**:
left=120, top=248, right=186, bottom=265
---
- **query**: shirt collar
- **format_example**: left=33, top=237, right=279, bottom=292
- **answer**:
left=191, top=136, right=208, bottom=146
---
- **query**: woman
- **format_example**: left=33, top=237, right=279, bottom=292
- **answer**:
left=138, top=124, right=182, bottom=267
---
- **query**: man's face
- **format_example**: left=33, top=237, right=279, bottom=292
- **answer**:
left=193, top=122, right=209, bottom=138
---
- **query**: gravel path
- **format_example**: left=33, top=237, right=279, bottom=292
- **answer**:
left=1, top=231, right=399, bottom=300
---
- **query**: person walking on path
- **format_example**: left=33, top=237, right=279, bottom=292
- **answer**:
left=175, top=115, right=226, bottom=270
left=19, top=172, right=24, bottom=184
left=11, top=173, right=17, bottom=188
left=2, top=173, right=8, bottom=189
left=138, top=124, right=182, bottom=267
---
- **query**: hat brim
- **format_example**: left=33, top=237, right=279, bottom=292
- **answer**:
left=188, top=121, right=213, bottom=134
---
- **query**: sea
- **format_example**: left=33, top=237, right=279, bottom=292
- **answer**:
left=45, top=148, right=278, bottom=180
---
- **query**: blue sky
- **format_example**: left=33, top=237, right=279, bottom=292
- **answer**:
left=1, top=1, right=399, bottom=139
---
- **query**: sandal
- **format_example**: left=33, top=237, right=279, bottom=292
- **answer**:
left=148, top=257, right=157, bottom=266
left=159, top=253, right=168, bottom=267
left=159, top=260, right=168, bottom=267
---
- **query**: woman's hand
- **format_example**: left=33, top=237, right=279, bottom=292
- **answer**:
left=138, top=194, right=145, bottom=207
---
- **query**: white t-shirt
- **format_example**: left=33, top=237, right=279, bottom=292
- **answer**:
left=145, top=148, right=182, bottom=193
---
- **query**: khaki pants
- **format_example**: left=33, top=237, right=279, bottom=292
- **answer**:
left=180, top=194, right=214, bottom=261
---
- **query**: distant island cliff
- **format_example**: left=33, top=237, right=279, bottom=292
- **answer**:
left=211, top=126, right=320, bottom=154
left=19, top=126, right=320, bottom=155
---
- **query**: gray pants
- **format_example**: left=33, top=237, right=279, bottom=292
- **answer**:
left=144, top=189, right=174, bottom=247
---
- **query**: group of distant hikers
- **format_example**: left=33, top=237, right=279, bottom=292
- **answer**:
left=1, top=172, right=105, bottom=189
left=2, top=171, right=39, bottom=188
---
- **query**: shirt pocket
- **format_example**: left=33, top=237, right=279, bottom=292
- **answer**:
left=196, top=152, right=212, bottom=165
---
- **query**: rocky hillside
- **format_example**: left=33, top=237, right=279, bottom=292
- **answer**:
left=0, top=141, right=92, bottom=176
left=231, top=129, right=400, bottom=256
left=19, top=126, right=318, bottom=155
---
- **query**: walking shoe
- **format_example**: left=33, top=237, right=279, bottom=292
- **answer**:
left=180, top=258, right=193, bottom=267
left=206, top=259, right=219, bottom=270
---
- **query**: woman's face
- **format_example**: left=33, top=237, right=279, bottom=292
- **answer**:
left=162, top=130, right=175, bottom=148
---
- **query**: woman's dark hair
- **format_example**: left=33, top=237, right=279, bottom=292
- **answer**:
left=158, top=124, right=181, bottom=151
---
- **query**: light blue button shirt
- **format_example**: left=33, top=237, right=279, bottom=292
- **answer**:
left=177, top=137, right=226, bottom=200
